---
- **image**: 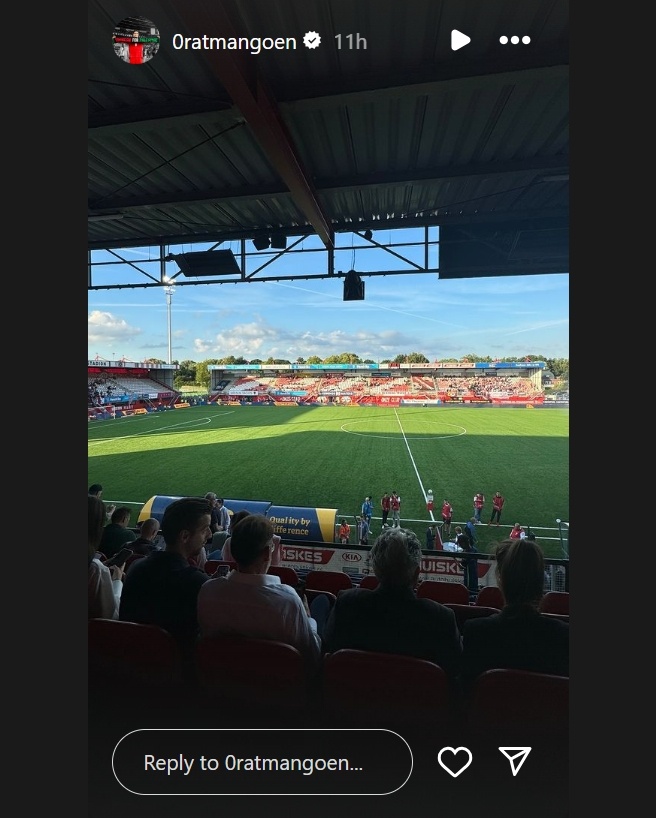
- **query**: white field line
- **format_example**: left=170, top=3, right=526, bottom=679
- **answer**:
left=87, top=412, right=234, bottom=446
left=393, top=408, right=435, bottom=522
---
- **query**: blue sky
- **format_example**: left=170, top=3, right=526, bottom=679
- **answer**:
left=87, top=229, right=568, bottom=363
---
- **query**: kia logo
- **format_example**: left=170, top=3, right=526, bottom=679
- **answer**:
left=342, top=553, right=362, bottom=562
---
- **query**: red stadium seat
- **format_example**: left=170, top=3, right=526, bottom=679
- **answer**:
left=305, top=570, right=353, bottom=595
left=358, top=575, right=380, bottom=590
left=321, top=649, right=453, bottom=729
left=541, top=612, right=569, bottom=624
left=445, top=603, right=499, bottom=634
left=88, top=618, right=184, bottom=690
left=475, top=585, right=505, bottom=609
left=195, top=633, right=317, bottom=725
left=466, top=667, right=569, bottom=738
left=539, top=590, right=569, bottom=615
left=124, top=553, right=147, bottom=573
left=416, top=580, right=470, bottom=605
left=267, top=565, right=300, bottom=587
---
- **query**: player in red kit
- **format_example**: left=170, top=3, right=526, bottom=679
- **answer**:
left=473, top=492, right=485, bottom=523
left=488, top=491, right=505, bottom=526
left=441, top=499, right=453, bottom=539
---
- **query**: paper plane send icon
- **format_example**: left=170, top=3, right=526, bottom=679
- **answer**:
left=451, top=30, right=471, bottom=51
left=499, top=747, right=531, bottom=776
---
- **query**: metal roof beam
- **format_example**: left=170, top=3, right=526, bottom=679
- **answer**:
left=173, top=2, right=334, bottom=250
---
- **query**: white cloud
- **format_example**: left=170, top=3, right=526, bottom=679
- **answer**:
left=88, top=310, right=142, bottom=346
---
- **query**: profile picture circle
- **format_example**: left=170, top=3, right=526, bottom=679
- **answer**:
left=112, top=16, right=160, bottom=64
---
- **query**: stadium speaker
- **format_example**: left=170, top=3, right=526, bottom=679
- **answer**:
left=343, top=270, right=365, bottom=301
left=270, top=233, right=287, bottom=250
left=174, top=250, right=241, bottom=277
left=252, top=236, right=271, bottom=251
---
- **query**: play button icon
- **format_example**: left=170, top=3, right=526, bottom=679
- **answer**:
left=451, top=29, right=471, bottom=50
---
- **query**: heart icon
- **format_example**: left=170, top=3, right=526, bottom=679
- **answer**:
left=437, top=746, right=473, bottom=778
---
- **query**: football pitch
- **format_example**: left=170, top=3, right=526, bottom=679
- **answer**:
left=88, top=404, right=569, bottom=558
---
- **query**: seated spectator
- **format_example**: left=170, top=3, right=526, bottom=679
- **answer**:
left=197, top=514, right=322, bottom=671
left=88, top=494, right=124, bottom=619
left=215, top=497, right=231, bottom=534
left=206, top=530, right=229, bottom=560
left=322, top=527, right=462, bottom=683
left=119, top=497, right=212, bottom=653
left=460, top=538, right=569, bottom=690
left=213, top=509, right=250, bottom=562
left=88, top=482, right=115, bottom=521
left=203, top=492, right=221, bottom=547
left=99, top=506, right=136, bottom=560
left=130, top=517, right=161, bottom=556
left=509, top=522, right=523, bottom=539
left=219, top=510, right=282, bottom=567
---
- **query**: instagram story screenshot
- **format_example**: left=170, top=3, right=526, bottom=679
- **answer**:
left=88, top=2, right=569, bottom=817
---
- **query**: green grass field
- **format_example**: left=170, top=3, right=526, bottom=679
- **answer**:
left=88, top=404, right=569, bottom=558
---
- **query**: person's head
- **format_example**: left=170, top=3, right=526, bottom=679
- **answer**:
left=340, top=518, right=347, bottom=525
left=454, top=526, right=463, bottom=535
left=494, top=538, right=545, bottom=607
left=160, top=497, right=213, bottom=557
left=495, top=491, right=501, bottom=497
left=459, top=534, right=473, bottom=551
left=513, top=522, right=521, bottom=530
left=470, top=517, right=476, bottom=524
left=216, top=498, right=225, bottom=507
left=370, top=527, right=422, bottom=589
left=229, top=514, right=275, bottom=571
left=139, top=518, right=160, bottom=541
left=88, top=483, right=103, bottom=497
left=204, top=492, right=218, bottom=505
left=88, top=494, right=106, bottom=560
left=227, top=509, right=249, bottom=527
left=111, top=506, right=132, bottom=527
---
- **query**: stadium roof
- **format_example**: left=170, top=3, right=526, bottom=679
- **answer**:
left=88, top=0, right=568, bottom=283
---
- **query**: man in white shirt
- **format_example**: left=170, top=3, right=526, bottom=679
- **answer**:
left=197, top=514, right=322, bottom=671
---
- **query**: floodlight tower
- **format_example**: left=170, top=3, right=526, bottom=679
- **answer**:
left=164, top=281, right=175, bottom=364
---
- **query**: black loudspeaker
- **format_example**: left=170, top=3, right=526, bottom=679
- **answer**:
left=174, top=251, right=241, bottom=276
left=343, top=270, right=365, bottom=301
left=270, top=233, right=287, bottom=249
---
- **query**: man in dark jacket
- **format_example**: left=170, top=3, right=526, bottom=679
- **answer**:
left=323, top=527, right=462, bottom=683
